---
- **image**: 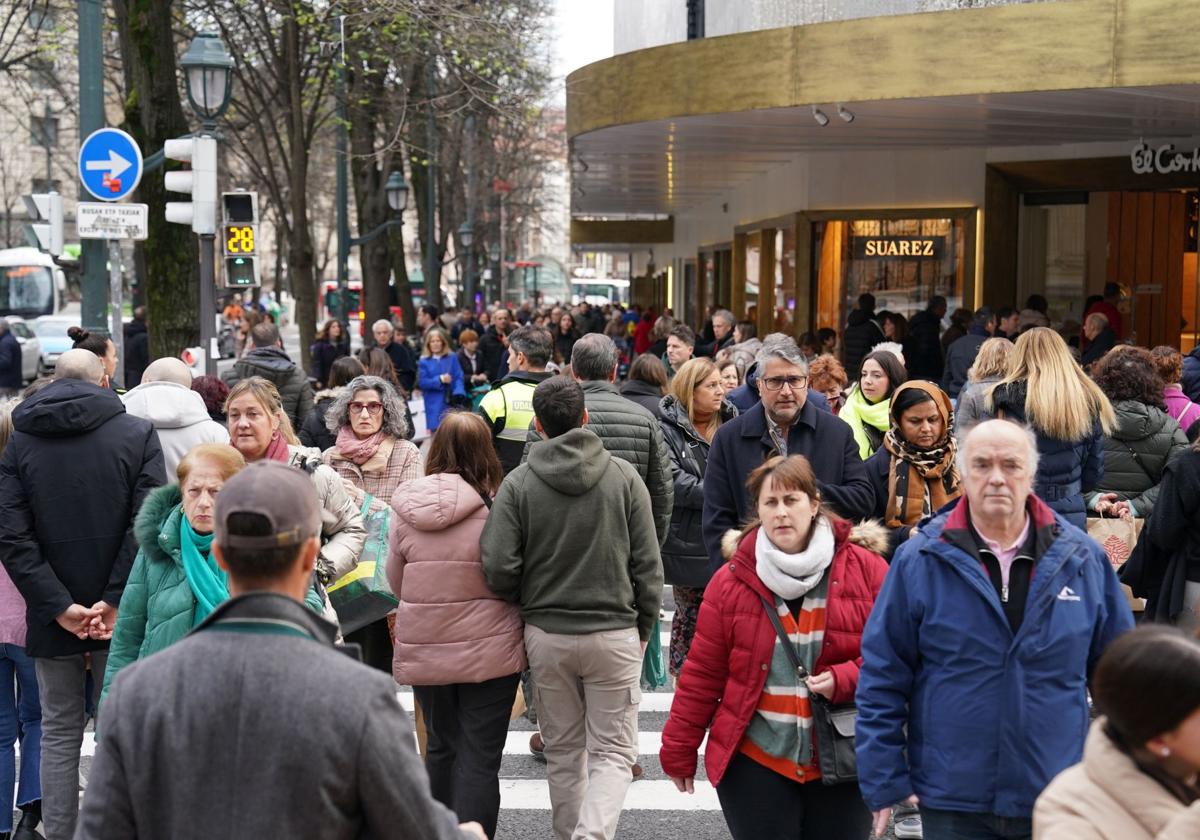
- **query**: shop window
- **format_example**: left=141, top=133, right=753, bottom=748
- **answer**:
left=812, top=216, right=966, bottom=333
left=772, top=227, right=796, bottom=332
left=744, top=231, right=760, bottom=321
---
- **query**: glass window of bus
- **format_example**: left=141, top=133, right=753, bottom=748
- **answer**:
left=0, top=265, right=53, bottom=318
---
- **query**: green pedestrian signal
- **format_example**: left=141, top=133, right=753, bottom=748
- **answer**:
left=225, top=256, right=256, bottom=287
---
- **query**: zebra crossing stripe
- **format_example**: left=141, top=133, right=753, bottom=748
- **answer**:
left=396, top=690, right=677, bottom=714
left=499, top=779, right=721, bottom=811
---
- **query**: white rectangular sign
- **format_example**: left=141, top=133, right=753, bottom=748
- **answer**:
left=77, top=202, right=149, bottom=240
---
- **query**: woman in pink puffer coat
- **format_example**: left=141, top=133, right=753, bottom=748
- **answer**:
left=387, top=411, right=524, bottom=839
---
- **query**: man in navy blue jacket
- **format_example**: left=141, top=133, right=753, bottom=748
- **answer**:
left=855, top=419, right=1133, bottom=840
left=701, top=335, right=873, bottom=569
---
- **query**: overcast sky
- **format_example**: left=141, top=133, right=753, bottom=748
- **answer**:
left=548, top=0, right=614, bottom=103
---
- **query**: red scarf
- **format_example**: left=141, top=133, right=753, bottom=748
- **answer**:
left=335, top=427, right=386, bottom=465
left=234, top=430, right=291, bottom=463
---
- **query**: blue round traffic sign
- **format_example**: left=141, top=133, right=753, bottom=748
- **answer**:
left=78, top=128, right=144, bottom=202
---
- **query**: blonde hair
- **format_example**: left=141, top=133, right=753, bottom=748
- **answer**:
left=0, top=399, right=16, bottom=459
left=967, top=338, right=1014, bottom=383
left=421, top=327, right=451, bottom=358
left=988, top=327, right=1115, bottom=440
left=177, top=443, right=246, bottom=486
left=670, top=357, right=724, bottom=439
left=224, top=377, right=301, bottom=445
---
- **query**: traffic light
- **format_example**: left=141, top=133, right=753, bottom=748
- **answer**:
left=163, top=135, right=217, bottom=234
left=21, top=191, right=63, bottom=256
left=221, top=191, right=260, bottom=287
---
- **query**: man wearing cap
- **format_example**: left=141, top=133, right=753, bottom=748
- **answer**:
left=75, top=461, right=484, bottom=840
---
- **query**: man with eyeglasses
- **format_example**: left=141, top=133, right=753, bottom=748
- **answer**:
left=702, top=334, right=874, bottom=570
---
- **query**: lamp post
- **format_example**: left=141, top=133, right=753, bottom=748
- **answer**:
left=457, top=221, right=474, bottom=311
left=179, top=33, right=233, bottom=376
left=487, top=243, right=500, bottom=307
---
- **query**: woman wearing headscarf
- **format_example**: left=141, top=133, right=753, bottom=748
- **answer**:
left=865, top=381, right=963, bottom=557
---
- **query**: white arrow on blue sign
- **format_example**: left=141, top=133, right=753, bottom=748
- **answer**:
left=77, top=128, right=144, bottom=202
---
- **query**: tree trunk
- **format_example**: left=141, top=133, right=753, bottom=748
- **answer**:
left=347, top=51, right=392, bottom=333
left=284, top=14, right=316, bottom=373
left=114, top=0, right=199, bottom=359
left=389, top=223, right=415, bottom=334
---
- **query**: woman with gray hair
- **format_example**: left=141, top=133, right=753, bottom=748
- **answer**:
left=322, top=374, right=420, bottom=670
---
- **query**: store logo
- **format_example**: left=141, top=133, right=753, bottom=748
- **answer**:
left=1130, top=138, right=1200, bottom=175
left=851, top=236, right=945, bottom=259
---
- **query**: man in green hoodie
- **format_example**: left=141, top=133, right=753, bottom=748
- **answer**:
left=482, top=376, right=663, bottom=840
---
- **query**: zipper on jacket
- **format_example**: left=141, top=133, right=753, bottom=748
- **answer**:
left=1001, top=584, right=1009, bottom=603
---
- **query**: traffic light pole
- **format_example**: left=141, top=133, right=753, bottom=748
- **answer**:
left=199, top=232, right=216, bottom=376
left=108, top=241, right=124, bottom=376
left=78, top=0, right=109, bottom=334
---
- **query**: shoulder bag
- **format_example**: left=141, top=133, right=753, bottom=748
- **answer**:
left=758, top=595, right=859, bottom=785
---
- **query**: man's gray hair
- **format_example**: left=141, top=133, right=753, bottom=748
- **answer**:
left=509, top=325, right=553, bottom=369
left=712, top=309, right=735, bottom=326
left=325, top=375, right=410, bottom=439
left=955, top=418, right=1040, bottom=478
left=371, top=319, right=394, bottom=334
left=754, top=333, right=808, bottom=374
left=54, top=349, right=104, bottom=384
left=571, top=333, right=620, bottom=382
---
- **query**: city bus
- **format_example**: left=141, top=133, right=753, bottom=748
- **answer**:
left=570, top=276, right=630, bottom=307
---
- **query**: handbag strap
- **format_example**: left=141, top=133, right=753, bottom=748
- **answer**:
left=758, top=595, right=809, bottom=680
left=360, top=492, right=375, bottom=518
left=1124, top=444, right=1157, bottom=483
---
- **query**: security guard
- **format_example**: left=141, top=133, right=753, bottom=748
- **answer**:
left=478, top=325, right=555, bottom=474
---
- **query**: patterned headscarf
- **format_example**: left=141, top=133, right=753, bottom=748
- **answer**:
left=882, top=381, right=961, bottom=528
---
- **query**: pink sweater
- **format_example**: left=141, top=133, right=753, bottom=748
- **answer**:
left=0, top=565, right=27, bottom=647
left=387, top=473, right=526, bottom=686
left=1164, top=385, right=1200, bottom=436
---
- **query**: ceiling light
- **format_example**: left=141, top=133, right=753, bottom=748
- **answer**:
left=812, top=105, right=829, bottom=127
left=838, top=105, right=855, bottom=123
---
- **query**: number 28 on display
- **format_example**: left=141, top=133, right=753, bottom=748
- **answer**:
left=225, top=225, right=255, bottom=254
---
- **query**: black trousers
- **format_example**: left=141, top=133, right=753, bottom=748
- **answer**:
left=716, top=752, right=872, bottom=840
left=413, top=672, right=521, bottom=839
left=343, top=618, right=393, bottom=674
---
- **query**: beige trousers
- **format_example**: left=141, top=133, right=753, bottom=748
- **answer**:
left=524, top=624, right=642, bottom=840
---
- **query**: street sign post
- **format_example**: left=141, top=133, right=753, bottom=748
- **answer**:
left=77, top=128, right=144, bottom=203
left=77, top=202, right=149, bottom=241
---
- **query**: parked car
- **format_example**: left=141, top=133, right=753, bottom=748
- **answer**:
left=32, top=316, right=79, bottom=377
left=4, top=316, right=41, bottom=382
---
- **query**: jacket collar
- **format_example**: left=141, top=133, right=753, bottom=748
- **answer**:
left=940, top=494, right=1059, bottom=563
left=195, top=592, right=338, bottom=645
left=725, top=520, right=854, bottom=601
left=739, top=399, right=819, bottom=440
left=580, top=380, right=619, bottom=396
left=499, top=370, right=551, bottom=386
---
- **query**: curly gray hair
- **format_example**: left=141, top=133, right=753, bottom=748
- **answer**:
left=325, top=375, right=410, bottom=438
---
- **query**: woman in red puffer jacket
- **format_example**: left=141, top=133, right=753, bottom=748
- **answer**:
left=660, top=454, right=888, bottom=840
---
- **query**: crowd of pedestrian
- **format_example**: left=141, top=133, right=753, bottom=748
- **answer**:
left=0, top=285, right=1197, bottom=840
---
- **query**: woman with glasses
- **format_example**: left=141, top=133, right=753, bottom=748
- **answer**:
left=839, top=350, right=908, bottom=459
left=322, top=375, right=420, bottom=669
left=659, top=358, right=737, bottom=678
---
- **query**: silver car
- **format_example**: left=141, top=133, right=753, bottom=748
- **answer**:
left=4, top=317, right=42, bottom=382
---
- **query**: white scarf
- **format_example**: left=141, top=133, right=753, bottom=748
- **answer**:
left=755, top=517, right=835, bottom=600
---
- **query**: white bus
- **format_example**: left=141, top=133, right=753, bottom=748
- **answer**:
left=0, top=248, right=70, bottom=319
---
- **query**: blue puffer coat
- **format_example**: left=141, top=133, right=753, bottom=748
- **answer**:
left=988, top=381, right=1103, bottom=530
left=855, top=495, right=1133, bottom=818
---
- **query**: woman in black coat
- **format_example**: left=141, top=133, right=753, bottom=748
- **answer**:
left=309, top=319, right=350, bottom=390
left=658, top=357, right=736, bottom=677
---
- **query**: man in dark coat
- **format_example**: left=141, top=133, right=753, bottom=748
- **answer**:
left=75, top=461, right=482, bottom=840
left=702, top=335, right=874, bottom=569
left=697, top=308, right=735, bottom=358
left=0, top=319, right=22, bottom=397
left=942, top=306, right=995, bottom=398
left=1080, top=312, right=1117, bottom=371
left=0, top=349, right=163, bottom=839
left=479, top=308, right=515, bottom=383
left=122, top=306, right=150, bottom=388
left=903, top=295, right=946, bottom=381
left=221, top=321, right=314, bottom=428
left=843, top=293, right=885, bottom=377
left=371, top=318, right=417, bottom=394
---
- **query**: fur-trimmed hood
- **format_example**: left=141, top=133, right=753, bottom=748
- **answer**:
left=721, top=516, right=890, bottom=560
left=134, top=483, right=184, bottom=566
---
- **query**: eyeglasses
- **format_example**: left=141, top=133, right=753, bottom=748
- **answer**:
left=349, top=402, right=384, bottom=416
left=761, top=375, right=808, bottom=392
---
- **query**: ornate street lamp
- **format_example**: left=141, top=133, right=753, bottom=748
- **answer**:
left=385, top=170, right=409, bottom=213
left=179, top=33, right=234, bottom=128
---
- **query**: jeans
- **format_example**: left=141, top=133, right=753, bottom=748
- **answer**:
left=0, top=644, right=40, bottom=832
left=413, top=672, right=521, bottom=840
left=715, top=752, right=872, bottom=840
left=921, top=806, right=1033, bottom=840
left=35, top=651, right=107, bottom=840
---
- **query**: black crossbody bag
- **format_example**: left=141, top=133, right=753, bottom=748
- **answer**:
left=758, top=595, right=859, bottom=785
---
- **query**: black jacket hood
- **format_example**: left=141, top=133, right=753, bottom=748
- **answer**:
left=13, top=379, right=126, bottom=438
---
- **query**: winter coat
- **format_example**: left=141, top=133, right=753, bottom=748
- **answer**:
left=1095, top=400, right=1188, bottom=518
left=942, top=331, right=988, bottom=398
left=1182, top=347, right=1200, bottom=403
left=388, top=473, right=526, bottom=686
left=1080, top=327, right=1117, bottom=369
left=855, top=495, right=1134, bottom=817
left=457, top=348, right=484, bottom=385
left=222, top=346, right=315, bottom=429
left=286, top=445, right=366, bottom=584
left=121, top=381, right=230, bottom=482
left=659, top=519, right=889, bottom=787
left=483, top=427, right=663, bottom=642
left=309, top=337, right=348, bottom=388
left=990, top=381, right=1104, bottom=530
left=418, top=354, right=465, bottom=432
left=904, top=308, right=944, bottom=381
left=522, top=380, right=675, bottom=545
left=1162, top=385, right=1200, bottom=440
left=1123, top=450, right=1200, bottom=621
left=381, top=341, right=417, bottom=394
left=843, top=309, right=884, bottom=377
left=299, top=389, right=340, bottom=452
left=1034, top=719, right=1200, bottom=840
left=0, top=330, right=20, bottom=390
left=0, top=379, right=163, bottom=657
left=863, top=448, right=928, bottom=557
left=619, top=378, right=666, bottom=419
left=659, top=395, right=737, bottom=587
left=702, top=400, right=875, bottom=569
left=122, top=320, right=149, bottom=389
left=323, top=437, right=422, bottom=509
left=479, top=327, right=509, bottom=384
left=955, top=376, right=1000, bottom=431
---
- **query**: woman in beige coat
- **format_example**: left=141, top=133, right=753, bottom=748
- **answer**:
left=1034, top=625, right=1200, bottom=839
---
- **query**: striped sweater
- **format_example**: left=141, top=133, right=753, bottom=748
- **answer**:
left=738, top=573, right=829, bottom=782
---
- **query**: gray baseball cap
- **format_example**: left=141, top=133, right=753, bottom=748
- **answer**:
left=214, top=460, right=321, bottom=549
